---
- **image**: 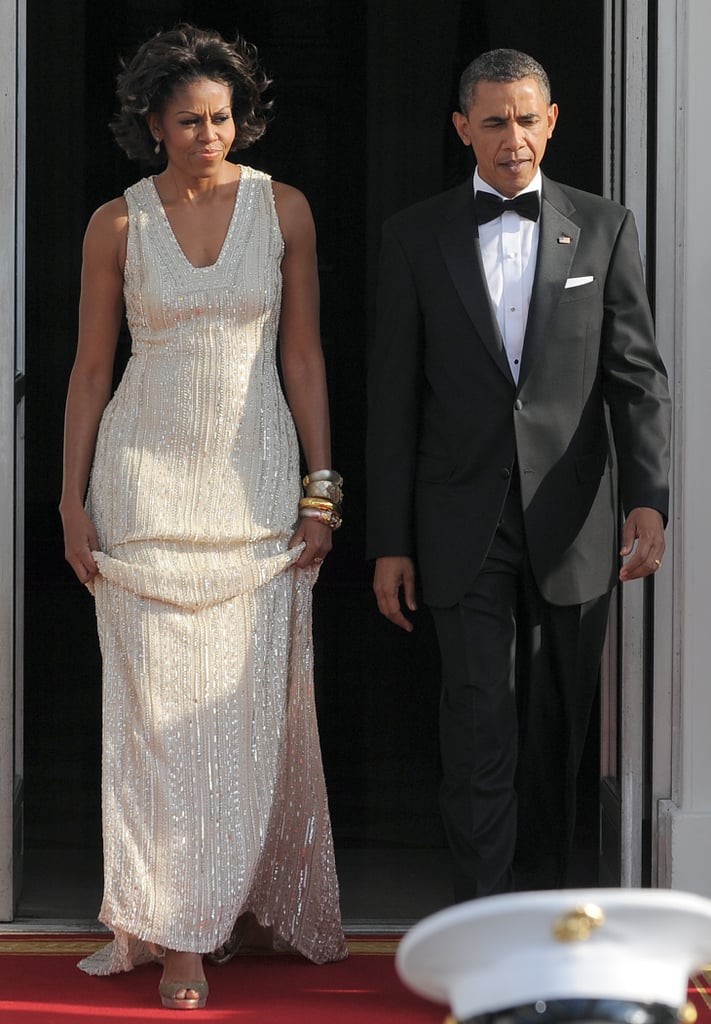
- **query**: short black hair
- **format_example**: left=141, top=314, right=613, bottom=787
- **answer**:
left=459, top=48, right=551, bottom=112
left=111, top=23, right=272, bottom=167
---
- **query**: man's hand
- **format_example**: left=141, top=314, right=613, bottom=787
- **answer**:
left=373, top=556, right=418, bottom=632
left=619, top=506, right=666, bottom=582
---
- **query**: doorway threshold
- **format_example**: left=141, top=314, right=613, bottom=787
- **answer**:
left=0, top=918, right=107, bottom=933
left=1, top=917, right=413, bottom=935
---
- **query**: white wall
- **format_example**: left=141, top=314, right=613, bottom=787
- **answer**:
left=657, top=0, right=711, bottom=894
left=0, top=0, right=19, bottom=920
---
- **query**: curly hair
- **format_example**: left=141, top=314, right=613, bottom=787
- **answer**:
left=459, top=48, right=552, bottom=113
left=111, top=24, right=273, bottom=167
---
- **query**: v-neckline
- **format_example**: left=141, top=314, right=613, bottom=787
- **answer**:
left=149, top=168, right=245, bottom=271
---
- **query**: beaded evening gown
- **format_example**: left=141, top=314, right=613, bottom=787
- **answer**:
left=78, top=167, right=347, bottom=974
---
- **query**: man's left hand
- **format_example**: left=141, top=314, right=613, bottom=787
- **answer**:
left=619, top=506, right=666, bottom=582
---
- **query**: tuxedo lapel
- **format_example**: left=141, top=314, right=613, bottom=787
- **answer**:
left=518, top=178, right=580, bottom=389
left=437, top=183, right=514, bottom=383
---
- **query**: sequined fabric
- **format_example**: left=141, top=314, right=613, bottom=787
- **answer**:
left=78, top=167, right=347, bottom=974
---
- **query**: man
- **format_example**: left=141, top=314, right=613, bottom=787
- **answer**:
left=366, top=49, right=671, bottom=899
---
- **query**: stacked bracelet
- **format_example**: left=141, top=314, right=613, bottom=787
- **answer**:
left=299, top=469, right=344, bottom=530
left=304, top=479, right=343, bottom=503
left=299, top=505, right=343, bottom=529
left=303, top=470, right=343, bottom=484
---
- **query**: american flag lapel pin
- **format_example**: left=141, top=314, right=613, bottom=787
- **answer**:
left=557, top=234, right=572, bottom=244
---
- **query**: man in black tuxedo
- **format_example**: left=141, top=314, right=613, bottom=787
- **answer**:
left=366, top=49, right=671, bottom=899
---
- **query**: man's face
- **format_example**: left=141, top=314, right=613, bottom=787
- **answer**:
left=452, top=76, right=558, bottom=198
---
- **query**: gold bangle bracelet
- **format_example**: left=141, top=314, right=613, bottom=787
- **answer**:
left=298, top=496, right=343, bottom=515
left=299, top=496, right=335, bottom=508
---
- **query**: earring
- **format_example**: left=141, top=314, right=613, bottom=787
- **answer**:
left=153, top=138, right=161, bottom=155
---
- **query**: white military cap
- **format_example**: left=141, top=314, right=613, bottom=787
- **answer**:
left=397, top=888, right=711, bottom=1024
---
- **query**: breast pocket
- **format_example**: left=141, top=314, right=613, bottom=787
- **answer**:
left=559, top=277, right=600, bottom=304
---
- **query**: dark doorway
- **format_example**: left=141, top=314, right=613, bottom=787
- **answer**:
left=22, top=0, right=603, bottom=922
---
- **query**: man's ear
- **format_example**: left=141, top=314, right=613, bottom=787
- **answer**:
left=547, top=102, right=559, bottom=139
left=452, top=111, right=472, bottom=147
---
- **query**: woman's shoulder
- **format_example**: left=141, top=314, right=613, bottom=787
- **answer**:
left=84, top=174, right=155, bottom=243
left=86, top=194, right=129, bottom=234
left=270, top=181, right=314, bottom=249
left=238, top=164, right=306, bottom=207
left=82, top=194, right=130, bottom=267
left=270, top=179, right=307, bottom=205
left=270, top=180, right=313, bottom=224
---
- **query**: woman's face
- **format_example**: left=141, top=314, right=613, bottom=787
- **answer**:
left=150, top=77, right=236, bottom=176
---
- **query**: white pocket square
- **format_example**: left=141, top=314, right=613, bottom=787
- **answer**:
left=565, top=275, right=594, bottom=288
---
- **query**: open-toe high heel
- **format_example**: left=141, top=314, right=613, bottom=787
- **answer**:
left=159, top=978, right=209, bottom=1010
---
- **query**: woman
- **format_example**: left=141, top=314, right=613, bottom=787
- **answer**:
left=59, top=24, right=347, bottom=1011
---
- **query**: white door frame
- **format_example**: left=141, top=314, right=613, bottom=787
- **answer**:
left=657, top=0, right=711, bottom=895
left=0, top=0, right=25, bottom=922
left=601, top=0, right=658, bottom=887
left=615, top=0, right=649, bottom=891
left=601, top=0, right=696, bottom=890
left=650, top=0, right=684, bottom=888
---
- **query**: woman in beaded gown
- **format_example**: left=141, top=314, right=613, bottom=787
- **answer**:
left=59, top=25, right=347, bottom=1010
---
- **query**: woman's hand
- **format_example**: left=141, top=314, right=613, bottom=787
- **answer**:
left=288, top=517, right=333, bottom=569
left=60, top=504, right=101, bottom=584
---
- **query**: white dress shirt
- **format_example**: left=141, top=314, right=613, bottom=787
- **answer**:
left=474, top=168, right=542, bottom=384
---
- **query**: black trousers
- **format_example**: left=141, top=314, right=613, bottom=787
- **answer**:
left=429, top=483, right=611, bottom=901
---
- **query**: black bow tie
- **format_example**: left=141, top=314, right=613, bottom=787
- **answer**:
left=474, top=190, right=540, bottom=225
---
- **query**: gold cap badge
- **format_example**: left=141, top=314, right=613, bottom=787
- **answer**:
left=553, top=903, right=606, bottom=942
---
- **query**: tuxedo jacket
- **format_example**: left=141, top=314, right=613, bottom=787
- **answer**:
left=366, top=175, right=671, bottom=608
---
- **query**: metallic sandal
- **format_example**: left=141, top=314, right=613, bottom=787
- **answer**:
left=159, top=979, right=209, bottom=1010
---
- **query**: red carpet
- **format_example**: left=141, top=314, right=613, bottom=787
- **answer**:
left=2, top=933, right=709, bottom=1024
left=690, top=970, right=711, bottom=1024
left=0, top=934, right=443, bottom=1023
